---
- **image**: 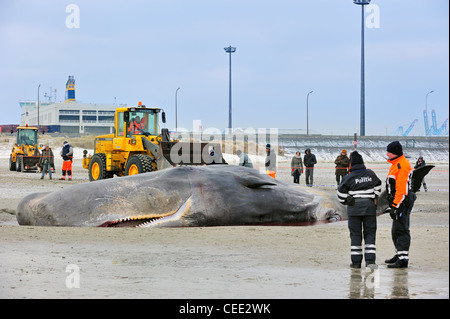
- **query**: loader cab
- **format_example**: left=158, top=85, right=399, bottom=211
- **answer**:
left=16, top=127, right=38, bottom=146
left=116, top=107, right=162, bottom=138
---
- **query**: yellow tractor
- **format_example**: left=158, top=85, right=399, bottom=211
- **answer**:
left=82, top=102, right=225, bottom=181
left=9, top=125, right=47, bottom=172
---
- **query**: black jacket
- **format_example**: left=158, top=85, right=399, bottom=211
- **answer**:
left=304, top=149, right=317, bottom=168
left=337, top=163, right=382, bottom=216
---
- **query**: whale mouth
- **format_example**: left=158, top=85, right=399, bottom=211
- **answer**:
left=97, top=197, right=191, bottom=228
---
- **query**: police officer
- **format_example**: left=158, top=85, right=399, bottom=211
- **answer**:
left=385, top=141, right=416, bottom=268
left=337, top=151, right=382, bottom=268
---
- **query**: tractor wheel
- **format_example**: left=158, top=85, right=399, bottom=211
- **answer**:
left=125, top=154, right=153, bottom=176
left=89, top=153, right=107, bottom=182
left=16, top=156, right=22, bottom=172
left=9, top=155, right=16, bottom=171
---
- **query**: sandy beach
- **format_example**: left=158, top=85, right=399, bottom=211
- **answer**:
left=0, top=140, right=448, bottom=299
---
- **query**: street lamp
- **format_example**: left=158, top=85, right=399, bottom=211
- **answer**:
left=175, top=87, right=180, bottom=132
left=353, top=0, right=371, bottom=137
left=306, top=91, right=313, bottom=136
left=224, top=45, right=236, bottom=133
left=37, top=84, right=41, bottom=131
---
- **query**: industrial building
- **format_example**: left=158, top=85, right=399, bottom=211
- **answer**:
left=19, top=76, right=118, bottom=135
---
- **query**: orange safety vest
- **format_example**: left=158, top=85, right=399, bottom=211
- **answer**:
left=128, top=120, right=144, bottom=134
left=386, top=154, right=413, bottom=208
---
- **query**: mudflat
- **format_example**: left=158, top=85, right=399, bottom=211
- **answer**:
left=0, top=154, right=448, bottom=299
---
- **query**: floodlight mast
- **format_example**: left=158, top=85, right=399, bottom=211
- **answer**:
left=224, top=46, right=236, bottom=133
left=353, top=0, right=371, bottom=136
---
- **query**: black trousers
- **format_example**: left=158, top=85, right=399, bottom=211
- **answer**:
left=305, top=167, right=314, bottom=186
left=293, top=170, right=300, bottom=184
left=336, top=174, right=344, bottom=185
left=348, top=215, right=377, bottom=265
left=390, top=192, right=416, bottom=264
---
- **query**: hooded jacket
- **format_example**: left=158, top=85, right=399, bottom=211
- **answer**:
left=304, top=149, right=317, bottom=168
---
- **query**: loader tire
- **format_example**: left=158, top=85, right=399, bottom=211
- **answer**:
left=9, top=155, right=16, bottom=171
left=16, top=156, right=22, bottom=172
left=125, top=154, right=153, bottom=176
left=89, top=153, right=108, bottom=182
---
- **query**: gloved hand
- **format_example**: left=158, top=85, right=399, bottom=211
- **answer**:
left=389, top=205, right=402, bottom=220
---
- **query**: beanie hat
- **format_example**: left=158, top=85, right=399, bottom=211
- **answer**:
left=386, top=141, right=403, bottom=156
left=341, top=149, right=347, bottom=154
left=350, top=151, right=364, bottom=166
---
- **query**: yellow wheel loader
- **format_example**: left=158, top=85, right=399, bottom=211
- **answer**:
left=82, top=102, right=225, bottom=181
left=9, top=125, right=47, bottom=172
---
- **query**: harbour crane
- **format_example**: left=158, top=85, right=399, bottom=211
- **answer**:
left=394, top=119, right=418, bottom=137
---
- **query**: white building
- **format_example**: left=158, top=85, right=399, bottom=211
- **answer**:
left=20, top=100, right=118, bottom=135
left=20, top=76, right=119, bottom=135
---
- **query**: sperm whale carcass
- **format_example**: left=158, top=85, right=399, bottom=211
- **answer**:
left=16, top=165, right=346, bottom=227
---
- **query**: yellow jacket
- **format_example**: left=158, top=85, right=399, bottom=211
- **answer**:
left=386, top=154, right=413, bottom=208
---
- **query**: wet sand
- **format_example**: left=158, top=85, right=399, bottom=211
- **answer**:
left=0, top=155, right=448, bottom=299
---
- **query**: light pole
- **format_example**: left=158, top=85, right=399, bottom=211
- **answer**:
left=354, top=0, right=370, bottom=136
left=224, top=45, right=236, bottom=133
left=175, top=87, right=180, bottom=132
left=306, top=91, right=313, bottom=136
left=37, top=84, right=41, bottom=131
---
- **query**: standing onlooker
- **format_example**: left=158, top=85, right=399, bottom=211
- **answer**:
left=334, top=149, right=350, bottom=186
left=303, top=148, right=317, bottom=187
left=39, top=145, right=54, bottom=180
left=236, top=150, right=253, bottom=168
left=60, top=141, right=74, bottom=180
left=290, top=151, right=303, bottom=184
left=337, top=151, right=382, bottom=268
left=414, top=156, right=428, bottom=192
left=265, top=144, right=277, bottom=178
left=385, top=141, right=416, bottom=268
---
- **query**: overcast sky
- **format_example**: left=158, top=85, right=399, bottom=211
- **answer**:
left=0, top=0, right=448, bottom=136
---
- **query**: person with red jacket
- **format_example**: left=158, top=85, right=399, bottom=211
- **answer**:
left=384, top=141, right=416, bottom=268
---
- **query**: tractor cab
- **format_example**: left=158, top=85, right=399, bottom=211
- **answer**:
left=16, top=126, right=38, bottom=146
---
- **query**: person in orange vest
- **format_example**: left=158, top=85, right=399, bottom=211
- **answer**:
left=265, top=144, right=277, bottom=178
left=384, top=141, right=416, bottom=268
left=128, top=116, right=145, bottom=135
left=60, top=141, right=73, bottom=180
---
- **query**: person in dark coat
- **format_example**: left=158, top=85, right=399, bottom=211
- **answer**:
left=290, top=151, right=303, bottom=184
left=303, top=148, right=317, bottom=187
left=39, top=145, right=54, bottom=180
left=337, top=151, right=382, bottom=269
left=334, top=149, right=350, bottom=186
left=414, top=156, right=428, bottom=192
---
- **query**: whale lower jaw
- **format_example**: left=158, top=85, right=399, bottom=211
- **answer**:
left=97, top=197, right=192, bottom=228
